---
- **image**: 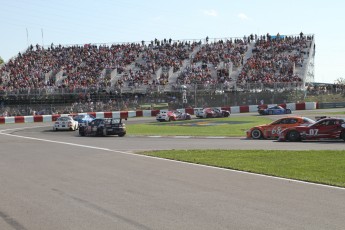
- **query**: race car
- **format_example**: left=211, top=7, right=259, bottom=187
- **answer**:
left=53, top=116, right=79, bottom=131
left=246, top=116, right=315, bottom=139
left=278, top=117, right=345, bottom=142
left=79, top=118, right=126, bottom=137
left=156, top=111, right=177, bottom=122
left=194, top=107, right=230, bottom=118
left=156, top=110, right=191, bottom=122
left=73, top=114, right=95, bottom=126
left=258, top=105, right=292, bottom=115
left=174, top=111, right=192, bottom=121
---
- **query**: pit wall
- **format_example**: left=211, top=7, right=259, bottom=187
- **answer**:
left=0, top=102, right=318, bottom=124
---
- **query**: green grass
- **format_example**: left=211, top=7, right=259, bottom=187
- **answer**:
left=127, top=116, right=273, bottom=136
left=139, top=149, right=345, bottom=187
left=139, top=103, right=169, bottom=110
left=327, top=111, right=345, bottom=115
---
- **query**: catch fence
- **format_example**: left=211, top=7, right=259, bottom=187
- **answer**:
left=1, top=82, right=344, bottom=116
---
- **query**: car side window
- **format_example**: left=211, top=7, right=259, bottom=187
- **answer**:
left=279, top=119, right=286, bottom=124
left=319, top=120, right=331, bottom=126
left=289, top=119, right=297, bottom=124
left=328, top=120, right=336, bottom=126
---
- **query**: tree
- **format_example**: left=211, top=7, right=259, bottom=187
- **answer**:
left=334, top=77, right=345, bottom=85
left=0, top=56, right=4, bottom=65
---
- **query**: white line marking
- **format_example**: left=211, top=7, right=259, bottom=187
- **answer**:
left=0, top=125, right=52, bottom=133
left=1, top=126, right=344, bottom=190
left=0, top=132, right=130, bottom=154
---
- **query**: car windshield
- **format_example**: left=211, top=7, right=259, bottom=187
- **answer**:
left=269, top=106, right=281, bottom=110
left=73, top=115, right=84, bottom=120
left=103, top=119, right=121, bottom=124
left=57, top=117, right=70, bottom=121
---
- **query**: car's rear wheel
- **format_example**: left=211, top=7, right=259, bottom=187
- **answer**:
left=341, top=132, right=345, bottom=141
left=268, top=110, right=273, bottom=115
left=118, top=133, right=126, bottom=137
left=287, top=130, right=301, bottom=142
left=251, top=129, right=263, bottom=139
left=286, top=109, right=292, bottom=114
left=96, top=128, right=103, bottom=136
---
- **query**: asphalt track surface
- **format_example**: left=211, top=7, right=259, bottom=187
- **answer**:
left=1, top=110, right=345, bottom=230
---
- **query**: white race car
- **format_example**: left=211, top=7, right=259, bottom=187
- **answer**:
left=53, top=116, right=79, bottom=131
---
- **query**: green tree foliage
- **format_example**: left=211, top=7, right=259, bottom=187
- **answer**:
left=0, top=56, right=4, bottom=65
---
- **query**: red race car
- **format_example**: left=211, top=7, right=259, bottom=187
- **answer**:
left=246, top=116, right=315, bottom=139
left=278, top=117, right=345, bottom=142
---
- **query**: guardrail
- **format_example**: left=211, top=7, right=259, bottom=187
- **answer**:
left=318, top=102, right=345, bottom=109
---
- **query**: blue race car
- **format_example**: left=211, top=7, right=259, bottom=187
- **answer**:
left=73, top=114, right=95, bottom=125
left=258, top=105, right=292, bottom=115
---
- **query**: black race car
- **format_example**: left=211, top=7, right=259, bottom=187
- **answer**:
left=79, top=118, right=126, bottom=137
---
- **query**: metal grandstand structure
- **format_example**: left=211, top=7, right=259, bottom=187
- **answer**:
left=304, top=37, right=315, bottom=83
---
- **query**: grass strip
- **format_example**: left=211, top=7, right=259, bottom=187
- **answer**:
left=127, top=116, right=272, bottom=136
left=138, top=149, right=345, bottom=187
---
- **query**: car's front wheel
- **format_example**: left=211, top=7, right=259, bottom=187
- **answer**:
left=287, top=130, right=301, bottom=142
left=251, top=129, right=263, bottom=139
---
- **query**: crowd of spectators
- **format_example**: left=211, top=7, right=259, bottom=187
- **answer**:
left=0, top=33, right=314, bottom=97
left=236, top=33, right=313, bottom=86
left=114, top=40, right=199, bottom=88
left=0, top=43, right=142, bottom=92
left=175, top=38, right=248, bottom=88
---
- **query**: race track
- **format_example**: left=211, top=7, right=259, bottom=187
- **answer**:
left=1, top=111, right=345, bottom=230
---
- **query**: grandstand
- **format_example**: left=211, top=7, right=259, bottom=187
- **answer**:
left=0, top=33, right=316, bottom=115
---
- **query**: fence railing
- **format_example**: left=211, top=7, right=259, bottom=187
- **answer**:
left=1, top=82, right=344, bottom=116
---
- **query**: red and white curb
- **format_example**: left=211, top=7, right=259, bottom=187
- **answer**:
left=0, top=102, right=318, bottom=124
